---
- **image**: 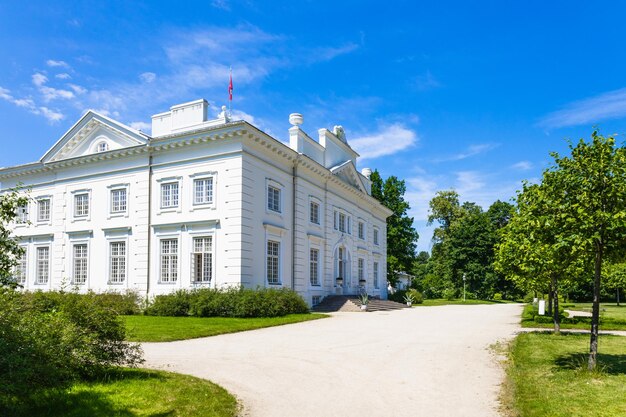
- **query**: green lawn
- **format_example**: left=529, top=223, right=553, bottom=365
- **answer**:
left=11, top=368, right=238, bottom=417
left=124, top=313, right=328, bottom=342
left=520, top=303, right=626, bottom=331
left=564, top=303, right=626, bottom=320
left=503, top=332, right=626, bottom=417
left=414, top=298, right=516, bottom=307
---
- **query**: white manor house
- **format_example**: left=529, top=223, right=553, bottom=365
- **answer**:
left=1, top=99, right=392, bottom=306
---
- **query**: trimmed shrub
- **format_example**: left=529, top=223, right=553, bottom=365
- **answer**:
left=145, top=290, right=192, bottom=316
left=407, top=289, right=423, bottom=304
left=147, top=287, right=309, bottom=318
left=493, top=293, right=503, bottom=301
left=0, top=290, right=143, bottom=412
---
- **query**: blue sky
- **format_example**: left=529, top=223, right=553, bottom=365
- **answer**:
left=2, top=1, right=626, bottom=252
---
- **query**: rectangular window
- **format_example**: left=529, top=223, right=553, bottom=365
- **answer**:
left=111, top=189, right=127, bottom=213
left=110, top=242, right=126, bottom=283
left=373, top=261, right=379, bottom=289
left=374, top=228, right=380, bottom=245
left=17, top=204, right=28, bottom=223
left=310, top=201, right=320, bottom=224
left=267, top=240, right=280, bottom=284
left=73, top=244, right=88, bottom=284
left=36, top=246, right=49, bottom=284
left=312, top=295, right=321, bottom=307
left=194, top=178, right=214, bottom=205
left=192, top=237, right=213, bottom=282
left=333, top=211, right=338, bottom=229
left=267, top=185, right=281, bottom=212
left=37, top=199, right=50, bottom=222
left=358, top=222, right=365, bottom=239
left=74, top=193, right=89, bottom=217
left=338, top=212, right=346, bottom=232
left=13, top=247, right=27, bottom=285
left=160, top=239, right=178, bottom=282
left=310, top=248, right=319, bottom=286
left=358, top=258, right=364, bottom=281
left=338, top=247, right=345, bottom=279
left=161, top=182, right=179, bottom=208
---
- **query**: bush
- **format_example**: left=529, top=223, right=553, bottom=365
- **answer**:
left=493, top=293, right=503, bottom=301
left=146, top=287, right=309, bottom=318
left=443, top=288, right=457, bottom=301
left=388, top=289, right=408, bottom=303
left=21, top=289, right=141, bottom=315
left=407, top=289, right=423, bottom=304
left=0, top=290, right=142, bottom=412
left=145, top=290, right=192, bottom=316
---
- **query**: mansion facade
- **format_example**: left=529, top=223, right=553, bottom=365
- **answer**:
left=0, top=99, right=392, bottom=306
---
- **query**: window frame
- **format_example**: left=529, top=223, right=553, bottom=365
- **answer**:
left=13, top=245, right=27, bottom=285
left=35, top=245, right=50, bottom=285
left=36, top=197, right=52, bottom=224
left=109, top=240, right=127, bottom=284
left=191, top=236, right=213, bottom=283
left=373, top=261, right=380, bottom=289
left=159, top=238, right=179, bottom=283
left=373, top=227, right=380, bottom=246
left=160, top=181, right=180, bottom=209
left=266, top=239, right=281, bottom=285
left=358, top=220, right=365, bottom=240
left=309, top=247, right=320, bottom=286
left=16, top=203, right=29, bottom=224
left=309, top=199, right=321, bottom=225
left=193, top=177, right=215, bottom=206
left=71, top=189, right=91, bottom=221
left=72, top=243, right=89, bottom=285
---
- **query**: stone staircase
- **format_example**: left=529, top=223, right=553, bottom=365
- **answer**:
left=312, top=296, right=409, bottom=313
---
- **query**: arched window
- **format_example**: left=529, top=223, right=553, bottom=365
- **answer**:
left=97, top=142, right=109, bottom=152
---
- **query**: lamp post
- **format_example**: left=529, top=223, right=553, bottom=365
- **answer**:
left=463, top=273, right=466, bottom=301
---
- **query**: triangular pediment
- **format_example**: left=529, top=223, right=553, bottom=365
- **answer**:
left=330, top=160, right=367, bottom=193
left=41, top=111, right=150, bottom=163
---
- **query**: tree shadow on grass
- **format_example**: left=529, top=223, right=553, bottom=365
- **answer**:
left=555, top=352, right=626, bottom=375
left=7, top=368, right=173, bottom=417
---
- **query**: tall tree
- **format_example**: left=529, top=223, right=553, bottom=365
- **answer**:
left=552, top=132, right=626, bottom=369
left=370, top=170, right=419, bottom=283
left=0, top=187, right=29, bottom=288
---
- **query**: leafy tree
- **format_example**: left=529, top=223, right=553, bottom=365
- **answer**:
left=370, top=170, right=419, bottom=283
left=0, top=187, right=28, bottom=288
left=551, top=131, right=626, bottom=370
left=604, top=262, right=626, bottom=306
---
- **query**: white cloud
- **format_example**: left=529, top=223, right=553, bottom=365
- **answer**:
left=139, top=72, right=156, bottom=83
left=413, top=70, right=441, bottom=91
left=39, top=107, right=64, bottom=122
left=129, top=121, right=151, bottom=132
left=350, top=123, right=418, bottom=160
left=511, top=160, right=533, bottom=170
left=55, top=73, right=71, bottom=80
left=32, top=73, right=48, bottom=87
left=68, top=84, right=87, bottom=95
left=31, top=72, right=75, bottom=101
left=46, top=59, right=70, bottom=68
left=539, top=87, right=626, bottom=128
left=434, top=143, right=498, bottom=162
left=0, top=85, right=64, bottom=123
left=211, top=0, right=230, bottom=10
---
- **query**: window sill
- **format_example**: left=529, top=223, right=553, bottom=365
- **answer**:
left=158, top=281, right=178, bottom=285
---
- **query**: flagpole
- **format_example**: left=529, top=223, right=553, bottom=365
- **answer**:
left=228, top=66, right=232, bottom=118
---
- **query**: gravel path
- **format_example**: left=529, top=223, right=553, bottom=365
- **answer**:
left=142, top=303, right=523, bottom=417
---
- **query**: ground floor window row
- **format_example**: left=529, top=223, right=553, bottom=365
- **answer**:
left=13, top=237, right=380, bottom=289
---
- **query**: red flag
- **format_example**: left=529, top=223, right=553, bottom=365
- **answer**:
left=228, top=69, right=233, bottom=101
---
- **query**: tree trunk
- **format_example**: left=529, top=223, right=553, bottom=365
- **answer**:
left=552, top=275, right=560, bottom=334
left=547, top=288, right=553, bottom=316
left=617, top=288, right=621, bottom=307
left=588, top=243, right=603, bottom=371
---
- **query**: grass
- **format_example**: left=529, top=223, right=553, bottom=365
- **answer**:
left=502, top=332, right=626, bottom=417
left=520, top=303, right=626, bottom=331
left=564, top=302, right=626, bottom=321
left=10, top=368, right=238, bottom=417
left=124, top=313, right=328, bottom=342
left=414, top=298, right=517, bottom=307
